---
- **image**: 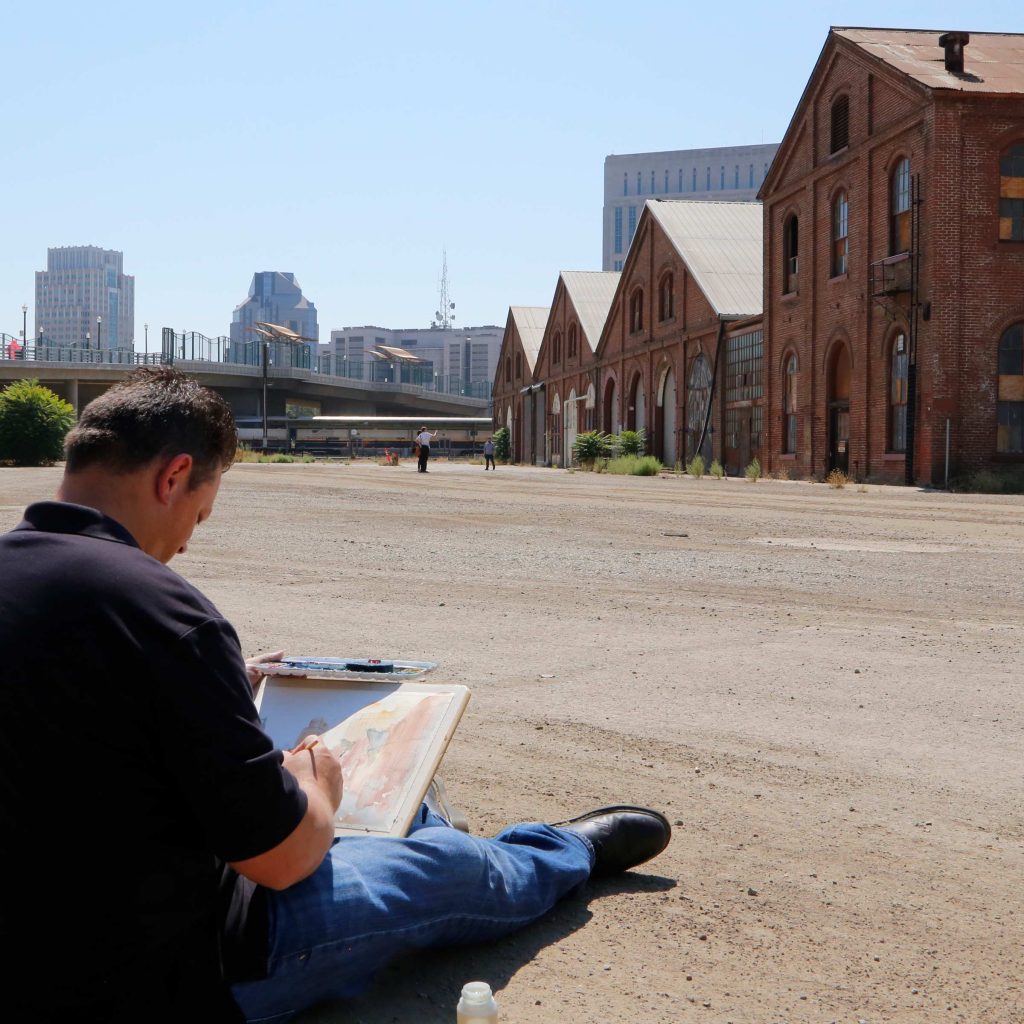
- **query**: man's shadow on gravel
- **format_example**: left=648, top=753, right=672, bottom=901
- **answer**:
left=297, top=871, right=676, bottom=1023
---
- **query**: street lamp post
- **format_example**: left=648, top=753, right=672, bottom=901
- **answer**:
left=96, top=315, right=102, bottom=352
left=144, top=323, right=149, bottom=361
left=21, top=304, right=27, bottom=344
left=85, top=330, right=91, bottom=356
left=262, top=339, right=269, bottom=452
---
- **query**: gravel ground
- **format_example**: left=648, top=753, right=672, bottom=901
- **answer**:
left=3, top=461, right=1022, bottom=1023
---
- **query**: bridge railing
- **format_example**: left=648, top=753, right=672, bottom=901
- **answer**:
left=0, top=330, right=492, bottom=402
left=0, top=338, right=161, bottom=365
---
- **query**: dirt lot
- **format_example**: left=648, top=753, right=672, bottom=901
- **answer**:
left=3, top=462, right=1022, bottom=1023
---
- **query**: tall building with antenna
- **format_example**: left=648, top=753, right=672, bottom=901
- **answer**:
left=322, top=252, right=502, bottom=398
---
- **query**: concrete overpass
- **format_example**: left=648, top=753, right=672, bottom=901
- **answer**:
left=0, top=355, right=490, bottom=419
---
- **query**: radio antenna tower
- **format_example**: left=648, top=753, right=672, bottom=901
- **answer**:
left=431, top=249, right=456, bottom=329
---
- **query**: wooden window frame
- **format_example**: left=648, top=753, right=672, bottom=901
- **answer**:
left=999, top=141, right=1024, bottom=243
left=890, top=158, right=911, bottom=255
left=832, top=190, right=849, bottom=277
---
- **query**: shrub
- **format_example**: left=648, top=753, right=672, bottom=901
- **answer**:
left=606, top=455, right=664, bottom=476
left=0, top=379, right=76, bottom=466
left=685, top=454, right=705, bottom=479
left=827, top=468, right=848, bottom=489
left=616, top=429, right=647, bottom=457
left=709, top=459, right=725, bottom=479
left=773, top=465, right=791, bottom=481
left=744, top=457, right=761, bottom=482
left=633, top=455, right=662, bottom=476
left=950, top=468, right=1024, bottom=494
left=573, top=430, right=613, bottom=468
left=492, top=427, right=511, bottom=463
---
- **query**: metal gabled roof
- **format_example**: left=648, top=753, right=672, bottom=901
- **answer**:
left=509, top=306, right=549, bottom=372
left=835, top=27, right=1024, bottom=95
left=559, top=271, right=620, bottom=349
left=646, top=200, right=763, bottom=318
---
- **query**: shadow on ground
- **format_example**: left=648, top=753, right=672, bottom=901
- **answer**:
left=295, top=872, right=676, bottom=1023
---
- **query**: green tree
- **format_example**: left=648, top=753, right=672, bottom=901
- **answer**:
left=492, top=426, right=511, bottom=463
left=0, top=380, right=76, bottom=466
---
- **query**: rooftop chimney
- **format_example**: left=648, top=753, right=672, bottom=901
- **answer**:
left=938, top=32, right=969, bottom=74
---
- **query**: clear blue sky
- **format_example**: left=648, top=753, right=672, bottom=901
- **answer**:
left=2, top=1, right=1020, bottom=345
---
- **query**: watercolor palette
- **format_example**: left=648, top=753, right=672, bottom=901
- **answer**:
left=254, top=675, right=469, bottom=838
left=260, top=656, right=437, bottom=683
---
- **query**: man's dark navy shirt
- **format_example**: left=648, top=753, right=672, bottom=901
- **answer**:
left=0, top=502, right=307, bottom=1021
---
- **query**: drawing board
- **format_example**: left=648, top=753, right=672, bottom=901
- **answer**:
left=254, top=675, right=469, bottom=838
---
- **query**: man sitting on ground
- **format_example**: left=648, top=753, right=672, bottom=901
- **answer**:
left=0, top=368, right=670, bottom=1023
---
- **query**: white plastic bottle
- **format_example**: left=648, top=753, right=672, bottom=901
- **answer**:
left=456, top=981, right=499, bottom=1023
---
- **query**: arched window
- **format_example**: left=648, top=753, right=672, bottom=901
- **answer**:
left=515, top=352, right=522, bottom=378
left=891, top=158, right=911, bottom=254
left=783, top=214, right=799, bottom=293
left=568, top=323, right=578, bottom=358
left=832, top=190, right=849, bottom=276
left=552, top=331, right=561, bottom=364
left=504, top=356, right=511, bottom=383
left=783, top=354, right=798, bottom=454
left=997, top=323, right=1024, bottom=453
left=658, top=274, right=674, bottom=321
left=629, top=290, right=644, bottom=333
left=890, top=332, right=909, bottom=452
left=999, top=142, right=1024, bottom=242
left=830, top=95, right=849, bottom=153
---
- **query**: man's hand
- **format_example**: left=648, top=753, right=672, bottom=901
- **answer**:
left=229, top=737, right=343, bottom=890
left=283, top=736, right=344, bottom=814
left=245, top=649, right=284, bottom=690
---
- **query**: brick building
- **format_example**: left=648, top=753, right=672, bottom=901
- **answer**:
left=531, top=272, right=619, bottom=466
left=593, top=200, right=763, bottom=472
left=493, top=306, right=548, bottom=461
left=760, top=27, right=1024, bottom=484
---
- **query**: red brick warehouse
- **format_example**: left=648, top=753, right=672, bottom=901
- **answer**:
left=493, top=306, right=548, bottom=463
left=760, top=27, right=1024, bottom=484
left=592, top=200, right=762, bottom=473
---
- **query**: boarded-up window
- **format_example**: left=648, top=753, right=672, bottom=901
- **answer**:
left=999, top=143, right=1024, bottom=242
left=891, top=159, right=911, bottom=255
left=830, top=96, right=849, bottom=153
left=997, top=323, right=1024, bottom=452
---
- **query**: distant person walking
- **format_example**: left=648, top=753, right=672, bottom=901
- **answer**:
left=416, top=427, right=437, bottom=473
left=483, top=438, right=496, bottom=471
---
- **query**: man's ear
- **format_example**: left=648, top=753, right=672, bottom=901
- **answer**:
left=155, top=454, right=194, bottom=506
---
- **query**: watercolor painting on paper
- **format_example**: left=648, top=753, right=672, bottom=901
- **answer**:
left=254, top=678, right=469, bottom=837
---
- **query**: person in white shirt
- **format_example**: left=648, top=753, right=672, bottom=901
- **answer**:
left=415, top=427, right=436, bottom=472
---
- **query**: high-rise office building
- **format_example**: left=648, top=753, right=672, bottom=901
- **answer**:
left=229, top=272, right=319, bottom=364
left=34, top=246, right=135, bottom=350
left=603, top=144, right=780, bottom=270
left=321, top=325, right=502, bottom=399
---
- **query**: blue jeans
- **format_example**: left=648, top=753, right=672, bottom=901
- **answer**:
left=231, top=807, right=595, bottom=1023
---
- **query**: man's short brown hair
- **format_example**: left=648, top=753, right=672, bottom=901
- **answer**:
left=64, top=368, right=237, bottom=484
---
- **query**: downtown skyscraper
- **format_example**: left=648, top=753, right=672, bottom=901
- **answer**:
left=34, top=246, right=135, bottom=350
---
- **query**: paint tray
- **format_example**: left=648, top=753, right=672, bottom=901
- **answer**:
left=254, top=674, right=468, bottom=838
left=260, top=656, right=436, bottom=683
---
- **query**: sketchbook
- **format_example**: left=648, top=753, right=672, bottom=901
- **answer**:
left=254, top=674, right=469, bottom=838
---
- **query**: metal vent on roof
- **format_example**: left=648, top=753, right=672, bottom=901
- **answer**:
left=938, top=32, right=969, bottom=74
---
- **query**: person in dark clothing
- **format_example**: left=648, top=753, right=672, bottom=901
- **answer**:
left=0, top=369, right=670, bottom=1024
